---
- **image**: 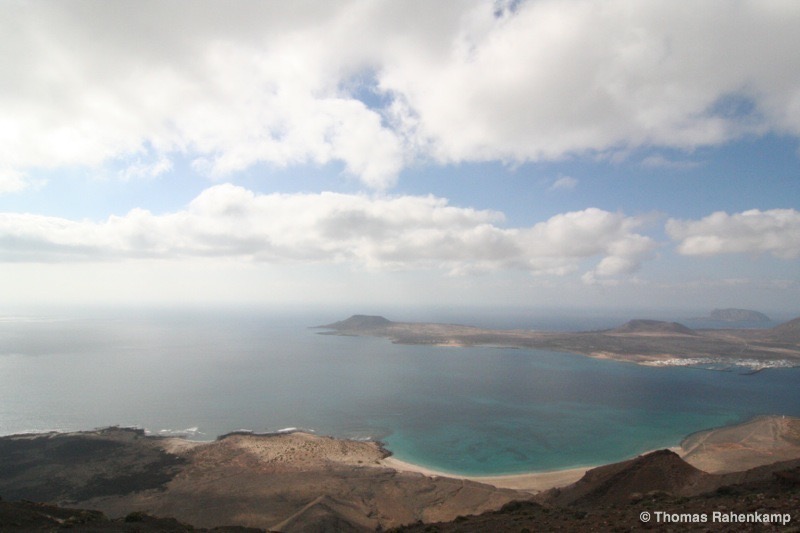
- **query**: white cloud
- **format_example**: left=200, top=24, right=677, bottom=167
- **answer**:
left=0, top=1, right=407, bottom=190
left=519, top=208, right=657, bottom=278
left=382, top=0, right=800, bottom=164
left=666, top=209, right=800, bottom=259
left=549, top=176, right=578, bottom=191
left=0, top=184, right=655, bottom=279
left=1, top=1, right=800, bottom=190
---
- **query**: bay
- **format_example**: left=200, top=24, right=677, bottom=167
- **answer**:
left=1, top=308, right=798, bottom=475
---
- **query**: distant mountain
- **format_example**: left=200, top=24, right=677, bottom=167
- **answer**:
left=769, top=317, right=800, bottom=343
left=610, top=319, right=697, bottom=336
left=709, top=308, right=771, bottom=323
left=318, top=315, right=393, bottom=331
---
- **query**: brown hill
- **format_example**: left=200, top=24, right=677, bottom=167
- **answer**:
left=610, top=319, right=697, bottom=336
left=319, top=315, right=393, bottom=331
left=542, top=450, right=711, bottom=508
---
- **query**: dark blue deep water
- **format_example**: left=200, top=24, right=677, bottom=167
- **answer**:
left=1, top=308, right=798, bottom=475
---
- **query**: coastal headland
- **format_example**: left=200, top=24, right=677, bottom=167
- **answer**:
left=1, top=416, right=800, bottom=531
left=317, top=314, right=800, bottom=370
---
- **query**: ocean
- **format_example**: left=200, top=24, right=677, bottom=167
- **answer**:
left=1, top=307, right=799, bottom=475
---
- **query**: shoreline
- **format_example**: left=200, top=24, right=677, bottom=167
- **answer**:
left=3, top=420, right=799, bottom=530
left=6, top=414, right=798, bottom=495
left=0, top=425, right=672, bottom=494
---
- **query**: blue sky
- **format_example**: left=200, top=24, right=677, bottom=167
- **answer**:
left=0, top=1, right=798, bottom=316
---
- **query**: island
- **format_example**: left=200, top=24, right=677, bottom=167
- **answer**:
left=707, top=308, right=771, bottom=323
left=317, top=315, right=800, bottom=371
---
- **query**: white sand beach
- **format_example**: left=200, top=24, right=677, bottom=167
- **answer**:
left=381, top=456, right=589, bottom=493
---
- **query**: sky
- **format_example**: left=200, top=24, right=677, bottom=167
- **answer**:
left=0, top=0, right=798, bottom=316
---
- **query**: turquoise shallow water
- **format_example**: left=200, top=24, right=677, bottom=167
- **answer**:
left=1, top=308, right=799, bottom=475
left=377, top=354, right=798, bottom=474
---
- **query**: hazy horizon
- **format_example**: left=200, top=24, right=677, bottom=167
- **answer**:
left=1, top=303, right=796, bottom=332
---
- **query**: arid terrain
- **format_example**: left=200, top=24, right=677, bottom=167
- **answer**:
left=681, top=415, right=800, bottom=474
left=318, top=315, right=800, bottom=370
left=0, top=428, right=523, bottom=531
left=1, top=417, right=800, bottom=531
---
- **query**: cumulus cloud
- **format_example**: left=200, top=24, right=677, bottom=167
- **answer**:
left=0, top=184, right=656, bottom=278
left=0, top=1, right=407, bottom=190
left=666, top=209, right=800, bottom=259
left=382, top=0, right=800, bottom=164
left=1, top=1, right=799, bottom=191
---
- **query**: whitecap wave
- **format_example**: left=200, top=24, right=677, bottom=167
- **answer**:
left=155, top=427, right=205, bottom=437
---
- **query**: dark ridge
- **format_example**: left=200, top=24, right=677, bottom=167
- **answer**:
left=318, top=315, right=393, bottom=330
left=610, top=319, right=697, bottom=335
left=710, top=308, right=771, bottom=323
left=0, top=428, right=186, bottom=502
left=217, top=430, right=256, bottom=440
left=387, top=500, right=574, bottom=533
left=216, top=428, right=307, bottom=441
left=0, top=499, right=265, bottom=531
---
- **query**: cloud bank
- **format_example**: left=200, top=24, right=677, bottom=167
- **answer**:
left=0, top=184, right=656, bottom=280
left=667, top=209, right=800, bottom=259
left=2, top=0, right=800, bottom=190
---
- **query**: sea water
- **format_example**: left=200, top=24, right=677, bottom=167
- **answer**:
left=1, top=307, right=798, bottom=475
